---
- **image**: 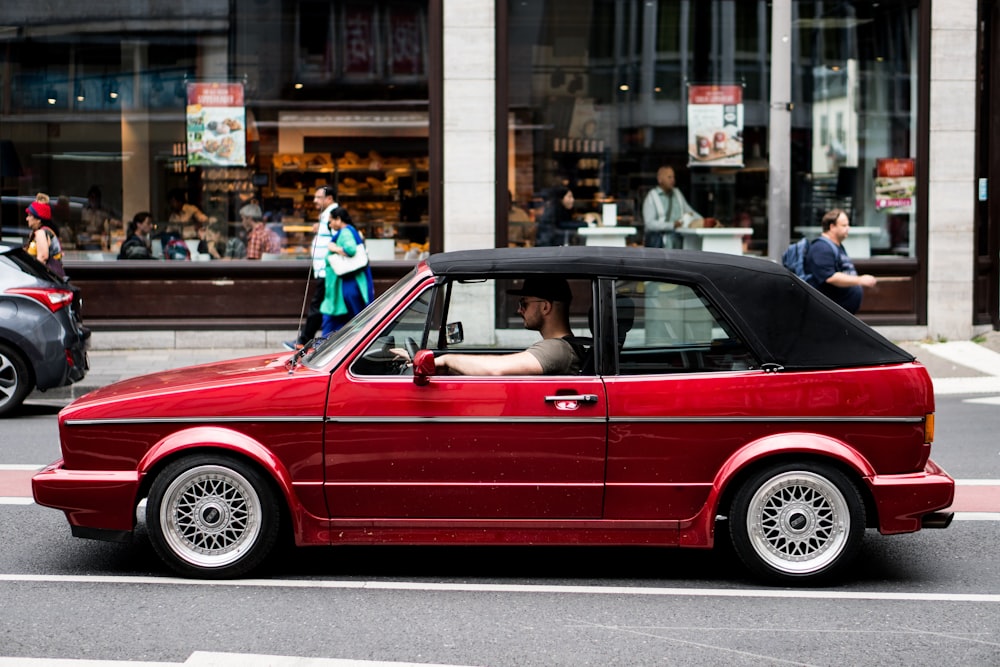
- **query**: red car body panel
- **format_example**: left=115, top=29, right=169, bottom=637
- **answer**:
left=31, top=247, right=955, bottom=573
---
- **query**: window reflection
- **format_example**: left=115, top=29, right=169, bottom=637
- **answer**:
left=505, top=0, right=919, bottom=259
left=0, top=1, right=430, bottom=263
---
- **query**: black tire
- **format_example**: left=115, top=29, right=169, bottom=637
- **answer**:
left=729, top=462, right=865, bottom=585
left=0, top=342, right=32, bottom=418
left=146, top=454, right=282, bottom=579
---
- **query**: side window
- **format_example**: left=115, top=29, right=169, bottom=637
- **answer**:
left=615, top=280, right=756, bottom=374
left=352, top=276, right=596, bottom=376
left=351, top=286, right=435, bottom=376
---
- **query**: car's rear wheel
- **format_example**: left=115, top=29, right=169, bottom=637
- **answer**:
left=729, top=462, right=865, bottom=585
left=0, top=343, right=31, bottom=417
left=146, top=454, right=281, bottom=579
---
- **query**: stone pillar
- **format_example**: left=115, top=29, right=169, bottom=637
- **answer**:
left=442, top=1, right=495, bottom=252
left=926, top=2, right=978, bottom=340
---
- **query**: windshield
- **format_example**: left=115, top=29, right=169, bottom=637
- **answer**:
left=302, top=267, right=421, bottom=369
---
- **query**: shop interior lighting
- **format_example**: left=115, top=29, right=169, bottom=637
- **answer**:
left=619, top=84, right=629, bottom=92
left=46, top=90, right=57, bottom=105
left=294, top=82, right=304, bottom=89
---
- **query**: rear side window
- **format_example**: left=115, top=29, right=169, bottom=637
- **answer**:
left=614, top=280, right=756, bottom=374
left=0, top=247, right=57, bottom=281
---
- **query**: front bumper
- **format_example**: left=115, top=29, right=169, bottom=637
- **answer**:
left=32, top=460, right=140, bottom=538
left=868, top=458, right=955, bottom=534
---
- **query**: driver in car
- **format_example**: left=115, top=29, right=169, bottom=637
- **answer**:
left=433, top=277, right=581, bottom=376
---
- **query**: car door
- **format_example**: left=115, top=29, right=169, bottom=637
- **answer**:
left=323, top=278, right=608, bottom=519
left=599, top=279, right=762, bottom=521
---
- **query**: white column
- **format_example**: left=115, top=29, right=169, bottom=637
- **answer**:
left=926, top=2, right=977, bottom=340
left=442, top=1, right=495, bottom=252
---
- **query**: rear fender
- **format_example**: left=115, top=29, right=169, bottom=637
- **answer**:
left=680, top=432, right=874, bottom=547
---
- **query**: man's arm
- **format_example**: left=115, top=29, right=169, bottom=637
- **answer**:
left=435, top=350, right=544, bottom=376
left=825, top=272, right=877, bottom=288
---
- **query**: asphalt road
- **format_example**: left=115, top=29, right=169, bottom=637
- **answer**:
left=1, top=394, right=998, bottom=666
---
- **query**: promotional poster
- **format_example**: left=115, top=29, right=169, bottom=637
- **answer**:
left=874, top=158, right=916, bottom=213
left=687, top=84, right=744, bottom=168
left=186, top=82, right=247, bottom=167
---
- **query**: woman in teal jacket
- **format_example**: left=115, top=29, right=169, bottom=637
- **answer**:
left=320, top=207, right=374, bottom=335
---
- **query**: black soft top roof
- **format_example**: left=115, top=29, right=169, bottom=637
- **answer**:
left=425, top=247, right=913, bottom=371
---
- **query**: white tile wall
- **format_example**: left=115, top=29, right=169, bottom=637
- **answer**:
left=442, top=0, right=496, bottom=253
left=928, top=80, right=977, bottom=131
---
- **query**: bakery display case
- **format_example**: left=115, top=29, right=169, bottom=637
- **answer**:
left=265, top=151, right=429, bottom=258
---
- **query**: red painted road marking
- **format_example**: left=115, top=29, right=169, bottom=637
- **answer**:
left=2, top=470, right=1000, bottom=512
left=948, top=485, right=1000, bottom=512
left=0, top=469, right=37, bottom=496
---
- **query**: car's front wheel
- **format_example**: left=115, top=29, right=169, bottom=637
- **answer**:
left=0, top=342, right=31, bottom=417
left=146, top=454, right=281, bottom=578
left=729, top=462, right=865, bottom=585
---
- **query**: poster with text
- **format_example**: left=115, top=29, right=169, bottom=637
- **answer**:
left=687, top=85, right=744, bottom=168
left=874, top=158, right=915, bottom=213
left=186, top=83, right=246, bottom=167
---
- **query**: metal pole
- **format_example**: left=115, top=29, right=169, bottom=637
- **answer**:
left=767, top=0, right=792, bottom=261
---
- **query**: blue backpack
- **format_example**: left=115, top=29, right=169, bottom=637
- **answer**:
left=781, top=238, right=813, bottom=282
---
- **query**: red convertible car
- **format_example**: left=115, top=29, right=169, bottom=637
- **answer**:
left=33, top=247, right=954, bottom=584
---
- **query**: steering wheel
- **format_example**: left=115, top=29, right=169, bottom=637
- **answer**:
left=405, top=337, right=420, bottom=361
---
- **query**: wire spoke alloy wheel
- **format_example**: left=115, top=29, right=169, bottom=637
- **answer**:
left=747, top=471, right=848, bottom=574
left=159, top=464, right=263, bottom=570
left=147, top=457, right=276, bottom=577
left=730, top=463, right=864, bottom=584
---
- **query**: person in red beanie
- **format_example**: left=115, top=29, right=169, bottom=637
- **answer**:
left=25, top=200, right=66, bottom=279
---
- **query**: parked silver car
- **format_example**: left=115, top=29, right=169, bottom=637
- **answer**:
left=0, top=242, right=89, bottom=415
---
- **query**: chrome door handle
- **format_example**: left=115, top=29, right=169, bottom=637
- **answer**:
left=544, top=394, right=599, bottom=403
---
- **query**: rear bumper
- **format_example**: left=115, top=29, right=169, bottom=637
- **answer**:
left=31, top=460, right=140, bottom=536
left=33, top=326, right=89, bottom=390
left=868, top=458, right=955, bottom=534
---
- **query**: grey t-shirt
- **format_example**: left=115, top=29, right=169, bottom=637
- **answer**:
left=525, top=338, right=581, bottom=374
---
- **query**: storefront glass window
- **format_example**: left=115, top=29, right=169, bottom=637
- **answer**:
left=506, top=0, right=772, bottom=252
left=792, top=0, right=919, bottom=258
left=0, top=1, right=430, bottom=263
left=506, top=0, right=921, bottom=260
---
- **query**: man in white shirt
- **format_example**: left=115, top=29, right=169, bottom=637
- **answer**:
left=285, top=185, right=337, bottom=350
left=641, top=166, right=702, bottom=249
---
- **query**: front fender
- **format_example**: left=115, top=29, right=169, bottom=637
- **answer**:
left=679, top=432, right=874, bottom=547
left=137, top=425, right=301, bottom=522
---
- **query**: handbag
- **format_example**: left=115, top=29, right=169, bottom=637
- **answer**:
left=329, top=243, right=369, bottom=276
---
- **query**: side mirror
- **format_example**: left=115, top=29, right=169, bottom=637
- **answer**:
left=445, top=321, right=464, bottom=345
left=413, top=349, right=436, bottom=386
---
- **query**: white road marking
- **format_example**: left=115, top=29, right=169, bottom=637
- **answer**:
left=920, top=341, right=1000, bottom=376
left=963, top=395, right=1000, bottom=405
left=933, top=377, right=1000, bottom=395
left=0, top=653, right=473, bottom=667
left=1, top=573, right=1000, bottom=603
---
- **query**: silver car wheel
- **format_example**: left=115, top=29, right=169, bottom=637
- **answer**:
left=0, top=343, right=30, bottom=416
left=157, top=464, right=263, bottom=570
left=744, top=470, right=851, bottom=575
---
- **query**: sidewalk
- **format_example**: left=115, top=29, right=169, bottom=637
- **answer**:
left=28, top=331, right=1000, bottom=404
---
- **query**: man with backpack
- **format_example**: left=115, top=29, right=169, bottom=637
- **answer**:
left=801, top=209, right=877, bottom=314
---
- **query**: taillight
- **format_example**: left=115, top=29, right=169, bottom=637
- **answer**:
left=5, top=287, right=74, bottom=313
left=924, top=412, right=935, bottom=444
